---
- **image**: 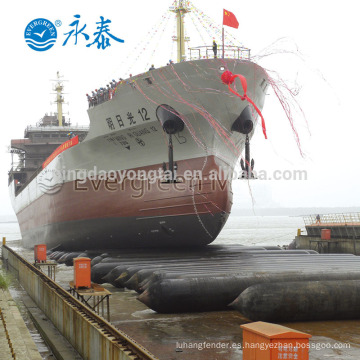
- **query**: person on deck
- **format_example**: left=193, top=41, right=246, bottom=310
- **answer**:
left=86, top=94, right=92, bottom=108
left=316, top=214, right=321, bottom=224
left=105, top=85, right=111, bottom=100
left=149, top=64, right=155, bottom=71
left=213, top=40, right=218, bottom=58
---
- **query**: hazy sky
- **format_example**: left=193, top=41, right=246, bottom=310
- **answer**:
left=1, top=0, right=359, bottom=216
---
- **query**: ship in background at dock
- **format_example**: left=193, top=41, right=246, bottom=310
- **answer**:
left=8, top=1, right=268, bottom=250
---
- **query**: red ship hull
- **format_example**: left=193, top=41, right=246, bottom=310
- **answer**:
left=16, top=156, right=232, bottom=250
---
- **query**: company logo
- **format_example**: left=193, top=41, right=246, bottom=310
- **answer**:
left=24, top=18, right=57, bottom=51
left=37, top=169, right=64, bottom=194
left=25, top=15, right=124, bottom=51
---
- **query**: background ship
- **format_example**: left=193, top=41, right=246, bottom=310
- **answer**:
left=8, top=1, right=268, bottom=250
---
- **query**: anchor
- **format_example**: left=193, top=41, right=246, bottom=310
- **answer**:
left=240, top=135, right=255, bottom=179
left=162, top=133, right=178, bottom=183
left=156, top=104, right=184, bottom=183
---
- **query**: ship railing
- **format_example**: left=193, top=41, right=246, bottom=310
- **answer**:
left=8, top=162, right=23, bottom=171
left=25, top=125, right=89, bottom=136
left=188, top=45, right=251, bottom=61
left=11, top=139, right=31, bottom=145
left=88, top=90, right=114, bottom=108
left=9, top=165, right=43, bottom=195
left=88, top=46, right=251, bottom=109
left=303, top=213, right=360, bottom=226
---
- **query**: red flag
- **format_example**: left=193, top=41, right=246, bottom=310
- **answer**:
left=223, top=9, right=239, bottom=29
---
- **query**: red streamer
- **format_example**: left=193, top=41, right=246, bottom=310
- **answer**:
left=221, top=70, right=267, bottom=139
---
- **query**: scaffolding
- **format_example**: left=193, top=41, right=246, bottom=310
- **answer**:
left=303, top=213, right=360, bottom=226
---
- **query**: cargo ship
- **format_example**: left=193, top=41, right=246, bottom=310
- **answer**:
left=8, top=1, right=268, bottom=250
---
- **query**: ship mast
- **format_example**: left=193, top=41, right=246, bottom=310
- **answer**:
left=170, top=0, right=190, bottom=63
left=54, top=71, right=65, bottom=127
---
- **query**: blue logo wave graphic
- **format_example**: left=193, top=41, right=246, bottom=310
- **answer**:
left=26, top=38, right=56, bottom=46
left=24, top=18, right=57, bottom=52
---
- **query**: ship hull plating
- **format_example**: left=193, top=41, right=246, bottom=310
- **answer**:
left=19, top=213, right=229, bottom=250
left=15, top=156, right=232, bottom=250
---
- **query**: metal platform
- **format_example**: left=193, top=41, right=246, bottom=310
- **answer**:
left=34, top=262, right=57, bottom=281
left=304, top=213, right=360, bottom=238
left=68, top=281, right=112, bottom=321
